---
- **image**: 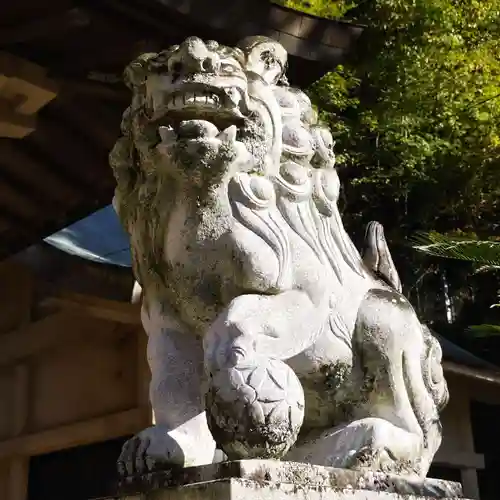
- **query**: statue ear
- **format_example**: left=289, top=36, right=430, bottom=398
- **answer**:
left=123, top=53, right=158, bottom=90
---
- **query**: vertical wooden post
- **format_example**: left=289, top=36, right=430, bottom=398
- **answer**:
left=460, top=468, right=480, bottom=500
left=4, top=262, right=33, bottom=500
left=9, top=459, right=29, bottom=500
left=9, top=364, right=30, bottom=500
left=458, top=399, right=480, bottom=499
left=13, top=365, right=29, bottom=436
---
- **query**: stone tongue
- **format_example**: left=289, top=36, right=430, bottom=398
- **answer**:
left=177, top=119, right=219, bottom=138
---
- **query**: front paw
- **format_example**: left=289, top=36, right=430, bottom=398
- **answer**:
left=346, top=445, right=396, bottom=472
left=117, top=426, right=185, bottom=477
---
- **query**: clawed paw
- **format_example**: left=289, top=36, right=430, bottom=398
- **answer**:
left=347, top=444, right=419, bottom=477
left=117, top=426, right=185, bottom=477
left=347, top=445, right=395, bottom=471
left=117, top=435, right=152, bottom=477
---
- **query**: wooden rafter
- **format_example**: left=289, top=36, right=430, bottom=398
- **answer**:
left=0, top=202, right=34, bottom=229
left=57, top=78, right=129, bottom=102
left=41, top=292, right=141, bottom=325
left=0, top=408, right=144, bottom=459
left=28, top=112, right=114, bottom=193
left=0, top=8, right=90, bottom=46
left=0, top=311, right=78, bottom=367
left=0, top=52, right=58, bottom=138
left=434, top=449, right=485, bottom=470
left=50, top=96, right=122, bottom=152
left=0, top=163, right=61, bottom=214
left=0, top=140, right=82, bottom=201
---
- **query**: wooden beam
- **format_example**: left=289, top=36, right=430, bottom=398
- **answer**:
left=140, top=0, right=363, bottom=62
left=0, top=8, right=90, bottom=46
left=443, top=361, right=500, bottom=386
left=29, top=112, right=113, bottom=192
left=0, top=162, right=61, bottom=215
left=0, top=311, right=86, bottom=367
left=13, top=365, right=30, bottom=436
left=13, top=244, right=135, bottom=303
left=0, top=261, right=33, bottom=335
left=50, top=96, right=122, bottom=152
left=8, top=459, right=28, bottom=500
left=0, top=98, right=36, bottom=138
left=0, top=204, right=34, bottom=227
left=0, top=141, right=80, bottom=202
left=0, top=52, right=58, bottom=135
left=0, top=212, right=10, bottom=232
left=434, top=449, right=485, bottom=470
left=8, top=365, right=30, bottom=500
left=460, top=468, right=480, bottom=500
left=0, top=296, right=141, bottom=367
left=0, top=178, right=42, bottom=221
left=0, top=408, right=143, bottom=459
left=41, top=293, right=141, bottom=325
left=94, top=0, right=184, bottom=39
left=57, top=78, right=128, bottom=102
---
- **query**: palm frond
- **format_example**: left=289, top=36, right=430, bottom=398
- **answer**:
left=467, top=324, right=500, bottom=338
left=475, top=265, right=500, bottom=273
left=410, top=231, right=500, bottom=267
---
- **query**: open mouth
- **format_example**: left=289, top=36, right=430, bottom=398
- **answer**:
left=151, top=84, right=246, bottom=132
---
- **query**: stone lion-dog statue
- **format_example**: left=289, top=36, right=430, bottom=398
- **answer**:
left=110, top=35, right=448, bottom=479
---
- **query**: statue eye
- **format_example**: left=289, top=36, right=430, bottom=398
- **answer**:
left=221, top=63, right=236, bottom=73
left=260, top=50, right=277, bottom=69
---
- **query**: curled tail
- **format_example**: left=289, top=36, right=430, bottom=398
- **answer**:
left=362, top=221, right=402, bottom=293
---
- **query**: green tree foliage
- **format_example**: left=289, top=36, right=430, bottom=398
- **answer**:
left=280, top=0, right=500, bottom=327
left=281, top=0, right=500, bottom=240
left=274, top=0, right=351, bottom=18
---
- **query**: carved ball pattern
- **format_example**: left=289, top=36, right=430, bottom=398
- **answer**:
left=206, top=358, right=305, bottom=460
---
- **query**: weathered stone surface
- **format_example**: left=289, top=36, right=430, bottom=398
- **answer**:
left=110, top=35, right=449, bottom=479
left=110, top=460, right=465, bottom=500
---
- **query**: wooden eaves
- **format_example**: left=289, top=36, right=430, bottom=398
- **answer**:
left=0, top=0, right=363, bottom=261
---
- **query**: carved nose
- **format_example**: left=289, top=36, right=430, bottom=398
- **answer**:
left=171, top=36, right=219, bottom=75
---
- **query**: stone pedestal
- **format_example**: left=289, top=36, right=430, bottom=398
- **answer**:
left=104, top=461, right=468, bottom=500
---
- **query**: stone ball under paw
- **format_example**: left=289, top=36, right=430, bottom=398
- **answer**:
left=206, top=358, right=305, bottom=459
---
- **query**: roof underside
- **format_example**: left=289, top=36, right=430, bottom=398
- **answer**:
left=0, top=0, right=363, bottom=261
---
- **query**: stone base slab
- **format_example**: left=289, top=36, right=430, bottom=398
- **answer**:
left=105, top=460, right=467, bottom=500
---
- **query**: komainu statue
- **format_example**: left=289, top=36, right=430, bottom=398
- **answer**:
left=110, top=36, right=448, bottom=479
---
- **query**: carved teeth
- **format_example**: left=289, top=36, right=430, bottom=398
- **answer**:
left=167, top=91, right=221, bottom=108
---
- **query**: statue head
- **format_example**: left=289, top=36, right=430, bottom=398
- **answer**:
left=111, top=36, right=295, bottom=198
left=129, top=37, right=249, bottom=132
left=110, top=35, right=341, bottom=229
